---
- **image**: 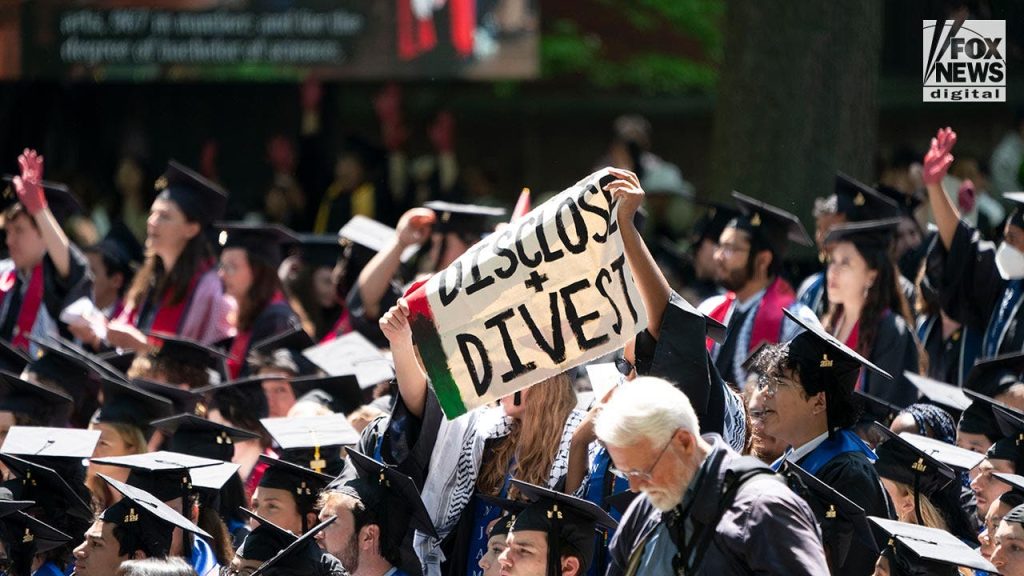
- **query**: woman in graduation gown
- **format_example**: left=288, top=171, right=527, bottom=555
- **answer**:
left=215, top=223, right=304, bottom=379
left=821, top=219, right=923, bottom=407
left=84, top=161, right=235, bottom=352
left=378, top=300, right=585, bottom=576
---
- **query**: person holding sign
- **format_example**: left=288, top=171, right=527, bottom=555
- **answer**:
left=698, top=192, right=818, bottom=389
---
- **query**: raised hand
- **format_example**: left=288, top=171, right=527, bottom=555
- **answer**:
left=923, top=127, right=957, bottom=186
left=396, top=207, right=436, bottom=248
left=604, top=167, right=645, bottom=223
left=13, top=149, right=47, bottom=215
left=379, top=298, right=414, bottom=348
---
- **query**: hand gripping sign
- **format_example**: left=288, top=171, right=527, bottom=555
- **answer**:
left=405, top=169, right=648, bottom=419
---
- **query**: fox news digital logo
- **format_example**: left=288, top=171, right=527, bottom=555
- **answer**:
left=923, top=20, right=1005, bottom=102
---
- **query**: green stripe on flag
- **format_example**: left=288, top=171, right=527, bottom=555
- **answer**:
left=407, top=301, right=466, bottom=419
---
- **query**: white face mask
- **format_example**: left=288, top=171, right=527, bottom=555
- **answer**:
left=995, top=242, right=1024, bottom=280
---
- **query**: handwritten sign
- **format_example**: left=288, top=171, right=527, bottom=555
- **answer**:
left=405, top=169, right=648, bottom=419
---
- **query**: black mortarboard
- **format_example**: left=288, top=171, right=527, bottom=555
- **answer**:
left=1006, top=502, right=1024, bottom=526
left=507, top=479, right=618, bottom=576
left=822, top=219, right=901, bottom=250
left=992, top=404, right=1024, bottom=472
left=0, top=176, right=84, bottom=222
left=261, top=414, right=358, bottom=476
left=0, top=369, right=72, bottom=418
left=2, top=510, right=72, bottom=569
left=249, top=324, right=320, bottom=376
left=965, top=351, right=1024, bottom=397
left=191, top=461, right=241, bottom=495
left=236, top=508, right=297, bottom=562
left=873, top=424, right=955, bottom=504
left=730, top=191, right=813, bottom=255
left=249, top=516, right=338, bottom=576
left=423, top=200, right=505, bottom=236
left=833, top=173, right=901, bottom=222
left=0, top=488, right=32, bottom=519
left=854, top=391, right=901, bottom=427
left=904, top=371, right=971, bottom=417
left=89, top=221, right=144, bottom=277
left=0, top=425, right=98, bottom=507
left=198, top=375, right=271, bottom=423
left=32, top=334, right=124, bottom=382
left=876, top=184, right=924, bottom=219
left=297, top=234, right=341, bottom=269
left=335, top=449, right=438, bottom=574
left=289, top=374, right=363, bottom=415
left=94, top=375, right=174, bottom=433
left=899, top=432, right=985, bottom=473
left=99, top=473, right=210, bottom=558
left=869, top=516, right=997, bottom=575
left=959, top=390, right=1005, bottom=442
left=217, top=222, right=301, bottom=267
left=25, top=337, right=98, bottom=408
left=152, top=413, right=259, bottom=461
left=0, top=453, right=93, bottom=521
left=338, top=215, right=398, bottom=255
left=96, top=349, right=136, bottom=376
left=781, top=459, right=874, bottom=569
left=302, top=331, right=395, bottom=389
left=132, top=377, right=204, bottom=415
left=92, top=450, right=221, bottom=503
left=0, top=339, right=30, bottom=374
left=256, top=455, right=332, bottom=516
left=688, top=200, right=740, bottom=246
left=784, top=309, right=892, bottom=435
left=147, top=331, right=230, bottom=373
left=994, top=472, right=1024, bottom=494
left=154, top=160, right=228, bottom=227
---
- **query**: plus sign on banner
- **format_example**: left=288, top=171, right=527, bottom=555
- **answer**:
left=404, top=169, right=648, bottom=419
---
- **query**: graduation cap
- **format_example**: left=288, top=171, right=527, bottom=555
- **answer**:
left=0, top=175, right=84, bottom=222
left=235, top=508, right=298, bottom=562
left=333, top=449, right=438, bottom=575
left=965, top=351, right=1024, bottom=396
left=256, top=455, right=332, bottom=517
left=132, top=378, right=204, bottom=415
left=1, top=425, right=99, bottom=495
left=248, top=324, right=320, bottom=377
left=904, top=371, right=971, bottom=416
left=295, top=233, right=340, bottom=269
left=190, top=461, right=241, bottom=496
left=876, top=184, right=924, bottom=219
left=833, top=172, right=901, bottom=222
left=783, top=309, right=892, bottom=435
left=872, top=424, right=956, bottom=521
left=730, top=191, right=813, bottom=255
left=994, top=472, right=1024, bottom=494
left=0, top=339, right=30, bottom=374
left=98, top=473, right=211, bottom=558
left=959, top=389, right=1005, bottom=443
left=992, top=403, right=1024, bottom=472
left=154, top=160, right=228, bottom=227
left=898, top=432, right=985, bottom=473
left=301, top=331, right=395, bottom=389
left=780, top=459, right=875, bottom=569
left=338, top=215, right=398, bottom=256
left=687, top=200, right=740, bottom=246
left=261, top=414, right=358, bottom=476
left=146, top=331, right=230, bottom=373
left=506, top=479, right=618, bottom=576
left=151, top=413, right=260, bottom=461
left=91, top=450, right=220, bottom=503
left=0, top=453, right=93, bottom=521
left=423, top=200, right=505, bottom=236
left=94, top=375, right=175, bottom=433
left=249, top=516, right=339, bottom=576
left=217, top=222, right=301, bottom=267
left=869, top=516, right=997, bottom=575
left=822, top=219, right=901, bottom=250
left=0, top=487, right=32, bottom=519
left=289, top=374, right=364, bottom=415
left=2, top=510, right=72, bottom=570
left=197, top=375, right=271, bottom=423
left=96, top=349, right=136, bottom=376
left=24, top=336, right=99, bottom=408
left=0, top=369, right=72, bottom=419
left=854, top=391, right=900, bottom=427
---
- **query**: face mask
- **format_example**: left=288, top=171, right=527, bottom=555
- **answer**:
left=995, top=242, right=1024, bottom=280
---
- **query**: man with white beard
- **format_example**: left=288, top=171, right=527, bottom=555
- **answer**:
left=595, top=377, right=828, bottom=575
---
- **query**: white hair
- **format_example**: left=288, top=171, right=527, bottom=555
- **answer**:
left=595, top=377, right=700, bottom=448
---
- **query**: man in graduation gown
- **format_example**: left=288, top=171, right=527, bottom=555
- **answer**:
left=698, top=192, right=818, bottom=388
left=0, top=149, right=92, bottom=356
left=596, top=377, right=828, bottom=575
left=749, top=309, right=894, bottom=576
left=923, top=127, right=1024, bottom=360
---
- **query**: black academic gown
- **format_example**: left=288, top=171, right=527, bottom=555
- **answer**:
left=236, top=301, right=300, bottom=378
left=607, top=435, right=828, bottom=576
left=0, top=247, right=92, bottom=344
left=345, top=280, right=403, bottom=349
left=863, top=313, right=920, bottom=408
left=935, top=220, right=1024, bottom=358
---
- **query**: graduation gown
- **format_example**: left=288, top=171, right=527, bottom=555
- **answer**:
left=346, top=280, right=403, bottom=349
left=0, top=247, right=92, bottom=353
left=227, top=296, right=300, bottom=379
left=934, top=220, right=1024, bottom=357
left=119, top=262, right=234, bottom=345
left=917, top=314, right=981, bottom=388
left=607, top=435, right=828, bottom=576
left=861, top=312, right=921, bottom=408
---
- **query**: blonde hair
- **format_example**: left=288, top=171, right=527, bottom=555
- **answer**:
left=477, top=373, right=577, bottom=499
left=892, top=481, right=948, bottom=531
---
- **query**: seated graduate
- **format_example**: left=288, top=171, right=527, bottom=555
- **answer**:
left=979, top=473, right=1024, bottom=562
left=0, top=370, right=73, bottom=443
left=869, top=516, right=998, bottom=576
left=127, top=333, right=229, bottom=391
left=0, top=505, right=71, bottom=576
left=748, top=309, right=895, bottom=576
left=0, top=149, right=93, bottom=355
left=971, top=402, right=1024, bottom=521
left=250, top=456, right=332, bottom=535
left=229, top=512, right=344, bottom=576
left=991, top=502, right=1024, bottom=575
left=595, top=377, right=828, bottom=575
left=71, top=474, right=211, bottom=576
left=316, top=449, right=437, bottom=576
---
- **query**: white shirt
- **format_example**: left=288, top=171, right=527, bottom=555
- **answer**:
left=788, top=431, right=830, bottom=463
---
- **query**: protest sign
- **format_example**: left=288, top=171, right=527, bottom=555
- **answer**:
left=405, top=168, right=648, bottom=419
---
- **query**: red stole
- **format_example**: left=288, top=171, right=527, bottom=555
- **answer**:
left=706, top=277, right=796, bottom=351
left=397, top=0, right=437, bottom=60
left=124, top=259, right=214, bottom=334
left=227, top=291, right=287, bottom=379
left=319, top=308, right=352, bottom=344
left=0, top=265, right=44, bottom=350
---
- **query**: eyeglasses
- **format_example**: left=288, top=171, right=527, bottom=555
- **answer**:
left=609, top=435, right=673, bottom=483
left=754, top=374, right=791, bottom=398
left=715, top=243, right=750, bottom=257
left=615, top=356, right=634, bottom=377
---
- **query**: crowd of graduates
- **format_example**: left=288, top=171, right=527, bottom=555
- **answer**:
left=3, top=120, right=1024, bottom=576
